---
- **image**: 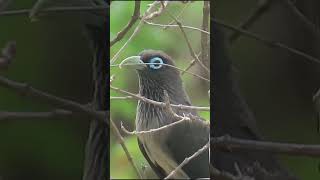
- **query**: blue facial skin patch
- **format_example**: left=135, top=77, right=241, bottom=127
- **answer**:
left=149, top=57, right=164, bottom=70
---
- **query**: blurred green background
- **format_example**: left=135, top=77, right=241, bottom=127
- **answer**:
left=110, top=1, right=210, bottom=179
left=215, top=0, right=320, bottom=180
left=0, top=1, right=98, bottom=180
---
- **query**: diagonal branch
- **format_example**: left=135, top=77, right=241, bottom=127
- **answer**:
left=213, top=18, right=320, bottom=65
left=166, top=10, right=210, bottom=74
left=229, top=0, right=274, bottom=43
left=0, top=75, right=107, bottom=123
left=164, top=141, right=210, bottom=179
left=110, top=1, right=141, bottom=47
left=110, top=118, right=142, bottom=178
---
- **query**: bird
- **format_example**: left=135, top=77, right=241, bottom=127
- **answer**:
left=120, top=50, right=210, bottom=179
left=211, top=25, right=299, bottom=180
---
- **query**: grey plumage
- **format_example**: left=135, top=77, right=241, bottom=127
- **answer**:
left=121, top=50, right=209, bottom=179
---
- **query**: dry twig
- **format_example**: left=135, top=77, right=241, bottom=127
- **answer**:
left=212, top=135, right=320, bottom=157
left=166, top=10, right=210, bottom=74
left=110, top=118, right=142, bottom=178
left=110, top=85, right=210, bottom=111
left=213, top=18, right=320, bottom=64
left=229, top=0, right=274, bottom=42
left=110, top=1, right=141, bottom=47
left=0, top=75, right=107, bottom=123
left=164, top=141, right=210, bottom=179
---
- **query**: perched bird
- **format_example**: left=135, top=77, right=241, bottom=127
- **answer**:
left=120, top=50, right=210, bottom=179
left=212, top=25, right=299, bottom=180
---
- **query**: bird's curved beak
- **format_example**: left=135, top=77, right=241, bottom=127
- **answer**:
left=119, top=56, right=147, bottom=70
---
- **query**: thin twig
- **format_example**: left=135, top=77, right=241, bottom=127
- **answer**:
left=164, top=141, right=210, bottom=179
left=212, top=135, right=320, bottom=157
left=121, top=116, right=190, bottom=135
left=110, top=1, right=141, bottom=47
left=110, top=85, right=210, bottom=111
left=0, top=75, right=107, bottom=123
left=143, top=20, right=210, bottom=34
left=163, top=3, right=189, bottom=30
left=166, top=10, right=210, bottom=74
left=229, top=0, right=274, bottom=42
left=0, top=109, right=76, bottom=120
left=213, top=18, right=320, bottom=65
left=144, top=1, right=168, bottom=20
left=111, top=1, right=168, bottom=64
left=0, top=5, right=108, bottom=16
left=181, top=52, right=201, bottom=75
left=110, top=96, right=133, bottom=100
left=110, top=118, right=142, bottom=179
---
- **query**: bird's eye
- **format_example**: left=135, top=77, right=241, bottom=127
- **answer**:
left=149, top=57, right=164, bottom=70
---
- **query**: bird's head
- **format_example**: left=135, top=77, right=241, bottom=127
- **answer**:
left=120, top=50, right=186, bottom=102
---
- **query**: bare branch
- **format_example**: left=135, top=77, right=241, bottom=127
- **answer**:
left=163, top=3, right=189, bottom=30
left=212, top=135, right=320, bottom=157
left=0, top=5, right=108, bottom=16
left=110, top=85, right=210, bottom=111
left=121, top=116, right=190, bottom=135
left=164, top=141, right=210, bottom=179
left=0, top=75, right=107, bottom=123
left=166, top=10, right=210, bottom=74
left=144, top=1, right=168, bottom=20
left=143, top=20, right=210, bottom=35
left=111, top=1, right=169, bottom=64
left=213, top=18, right=320, bottom=65
left=181, top=52, right=201, bottom=75
left=0, top=109, right=75, bottom=120
left=110, top=118, right=142, bottom=178
left=110, top=1, right=141, bottom=47
left=110, top=96, right=133, bottom=100
left=283, top=0, right=320, bottom=36
left=229, top=0, right=274, bottom=42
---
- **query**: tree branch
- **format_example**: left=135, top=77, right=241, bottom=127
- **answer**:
left=110, top=85, right=210, bottom=111
left=229, top=0, right=274, bottom=43
left=0, top=109, right=77, bottom=120
left=0, top=75, right=107, bottom=123
left=110, top=1, right=140, bottom=47
left=0, top=5, right=108, bottom=16
left=166, top=10, right=210, bottom=74
left=212, top=135, right=320, bottom=157
left=213, top=18, right=320, bottom=65
left=110, top=118, right=142, bottom=179
left=164, top=141, right=210, bottom=179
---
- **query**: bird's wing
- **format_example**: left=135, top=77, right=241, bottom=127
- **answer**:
left=164, top=114, right=210, bottom=178
left=138, top=138, right=166, bottom=179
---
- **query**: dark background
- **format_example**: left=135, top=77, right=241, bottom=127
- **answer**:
left=0, top=1, right=95, bottom=179
left=215, top=0, right=320, bottom=179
